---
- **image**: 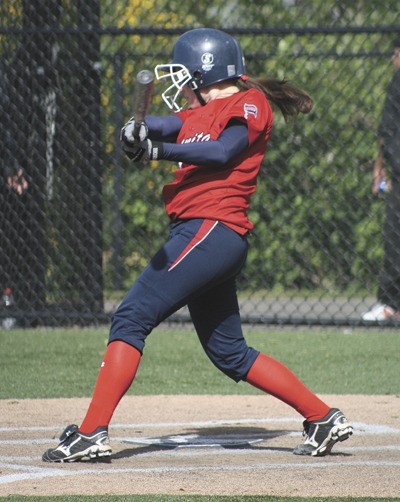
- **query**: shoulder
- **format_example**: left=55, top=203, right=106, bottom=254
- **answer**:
left=230, top=88, right=269, bottom=106
left=236, top=88, right=271, bottom=113
left=232, top=88, right=273, bottom=125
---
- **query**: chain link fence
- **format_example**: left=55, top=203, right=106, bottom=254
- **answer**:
left=1, top=0, right=400, bottom=327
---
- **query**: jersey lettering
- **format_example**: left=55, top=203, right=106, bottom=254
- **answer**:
left=181, top=132, right=211, bottom=143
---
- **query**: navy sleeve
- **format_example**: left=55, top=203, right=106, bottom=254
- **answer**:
left=378, top=70, right=400, bottom=141
left=146, top=115, right=183, bottom=142
left=161, top=120, right=249, bottom=166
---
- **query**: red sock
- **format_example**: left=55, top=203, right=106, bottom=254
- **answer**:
left=246, top=353, right=330, bottom=422
left=79, top=340, right=141, bottom=434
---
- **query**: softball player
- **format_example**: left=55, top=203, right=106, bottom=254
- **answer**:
left=43, top=28, right=352, bottom=462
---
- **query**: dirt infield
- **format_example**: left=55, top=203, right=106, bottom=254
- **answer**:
left=1, top=394, right=400, bottom=498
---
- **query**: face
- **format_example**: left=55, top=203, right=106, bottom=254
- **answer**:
left=391, top=47, right=400, bottom=70
left=182, top=85, right=202, bottom=109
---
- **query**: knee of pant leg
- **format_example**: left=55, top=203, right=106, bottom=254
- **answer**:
left=205, top=346, right=259, bottom=382
left=108, top=309, right=149, bottom=354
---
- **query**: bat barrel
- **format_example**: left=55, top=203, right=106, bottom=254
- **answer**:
left=137, top=69, right=154, bottom=85
left=132, top=69, right=155, bottom=139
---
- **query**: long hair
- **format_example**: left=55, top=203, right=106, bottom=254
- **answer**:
left=237, top=76, right=314, bottom=120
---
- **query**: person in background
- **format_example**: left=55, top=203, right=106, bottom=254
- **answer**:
left=0, top=57, right=28, bottom=319
left=363, top=37, right=400, bottom=321
left=0, top=56, right=46, bottom=325
left=42, top=28, right=353, bottom=463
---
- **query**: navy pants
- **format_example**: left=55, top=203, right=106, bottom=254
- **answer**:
left=109, top=218, right=259, bottom=381
left=378, top=181, right=400, bottom=310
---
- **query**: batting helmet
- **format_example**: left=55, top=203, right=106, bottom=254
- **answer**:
left=155, top=28, right=246, bottom=111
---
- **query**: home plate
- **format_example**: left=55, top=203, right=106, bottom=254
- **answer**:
left=122, top=433, right=266, bottom=448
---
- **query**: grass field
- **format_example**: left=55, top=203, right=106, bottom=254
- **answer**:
left=1, top=326, right=400, bottom=399
left=1, top=325, right=400, bottom=502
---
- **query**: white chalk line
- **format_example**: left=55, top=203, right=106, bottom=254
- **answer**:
left=2, top=444, right=400, bottom=464
left=1, top=418, right=399, bottom=434
left=1, top=460, right=400, bottom=485
left=0, top=417, right=300, bottom=433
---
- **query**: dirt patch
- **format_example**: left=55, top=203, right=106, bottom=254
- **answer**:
left=1, top=394, right=400, bottom=498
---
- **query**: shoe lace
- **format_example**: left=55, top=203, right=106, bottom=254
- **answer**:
left=59, top=424, right=79, bottom=443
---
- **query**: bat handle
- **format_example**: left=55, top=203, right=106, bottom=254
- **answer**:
left=133, top=120, right=143, bottom=142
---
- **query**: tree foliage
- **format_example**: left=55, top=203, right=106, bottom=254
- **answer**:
left=2, top=0, right=399, bottom=298
left=100, top=0, right=399, bottom=293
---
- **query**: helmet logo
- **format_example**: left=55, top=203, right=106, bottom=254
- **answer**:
left=227, top=65, right=236, bottom=77
left=201, top=52, right=214, bottom=71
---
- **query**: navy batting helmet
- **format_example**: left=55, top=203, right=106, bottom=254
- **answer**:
left=155, top=28, right=246, bottom=111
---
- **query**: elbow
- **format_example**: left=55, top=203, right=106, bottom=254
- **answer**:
left=213, top=146, right=232, bottom=167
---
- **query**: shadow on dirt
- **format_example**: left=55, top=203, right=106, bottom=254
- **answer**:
left=113, top=425, right=295, bottom=459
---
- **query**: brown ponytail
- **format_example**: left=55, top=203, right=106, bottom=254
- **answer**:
left=237, top=76, right=313, bottom=120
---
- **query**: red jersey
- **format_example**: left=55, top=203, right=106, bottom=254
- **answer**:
left=162, top=88, right=273, bottom=234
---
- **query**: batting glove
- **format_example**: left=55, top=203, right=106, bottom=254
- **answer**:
left=120, top=116, right=148, bottom=143
left=140, top=139, right=164, bottom=161
left=121, top=139, right=164, bottom=163
left=121, top=141, right=146, bottom=161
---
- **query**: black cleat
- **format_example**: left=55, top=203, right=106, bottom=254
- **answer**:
left=42, top=424, right=112, bottom=462
left=293, top=408, right=353, bottom=456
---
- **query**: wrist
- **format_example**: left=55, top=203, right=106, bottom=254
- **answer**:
left=147, top=140, right=164, bottom=160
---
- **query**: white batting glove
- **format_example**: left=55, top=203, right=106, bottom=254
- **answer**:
left=120, top=116, right=148, bottom=144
